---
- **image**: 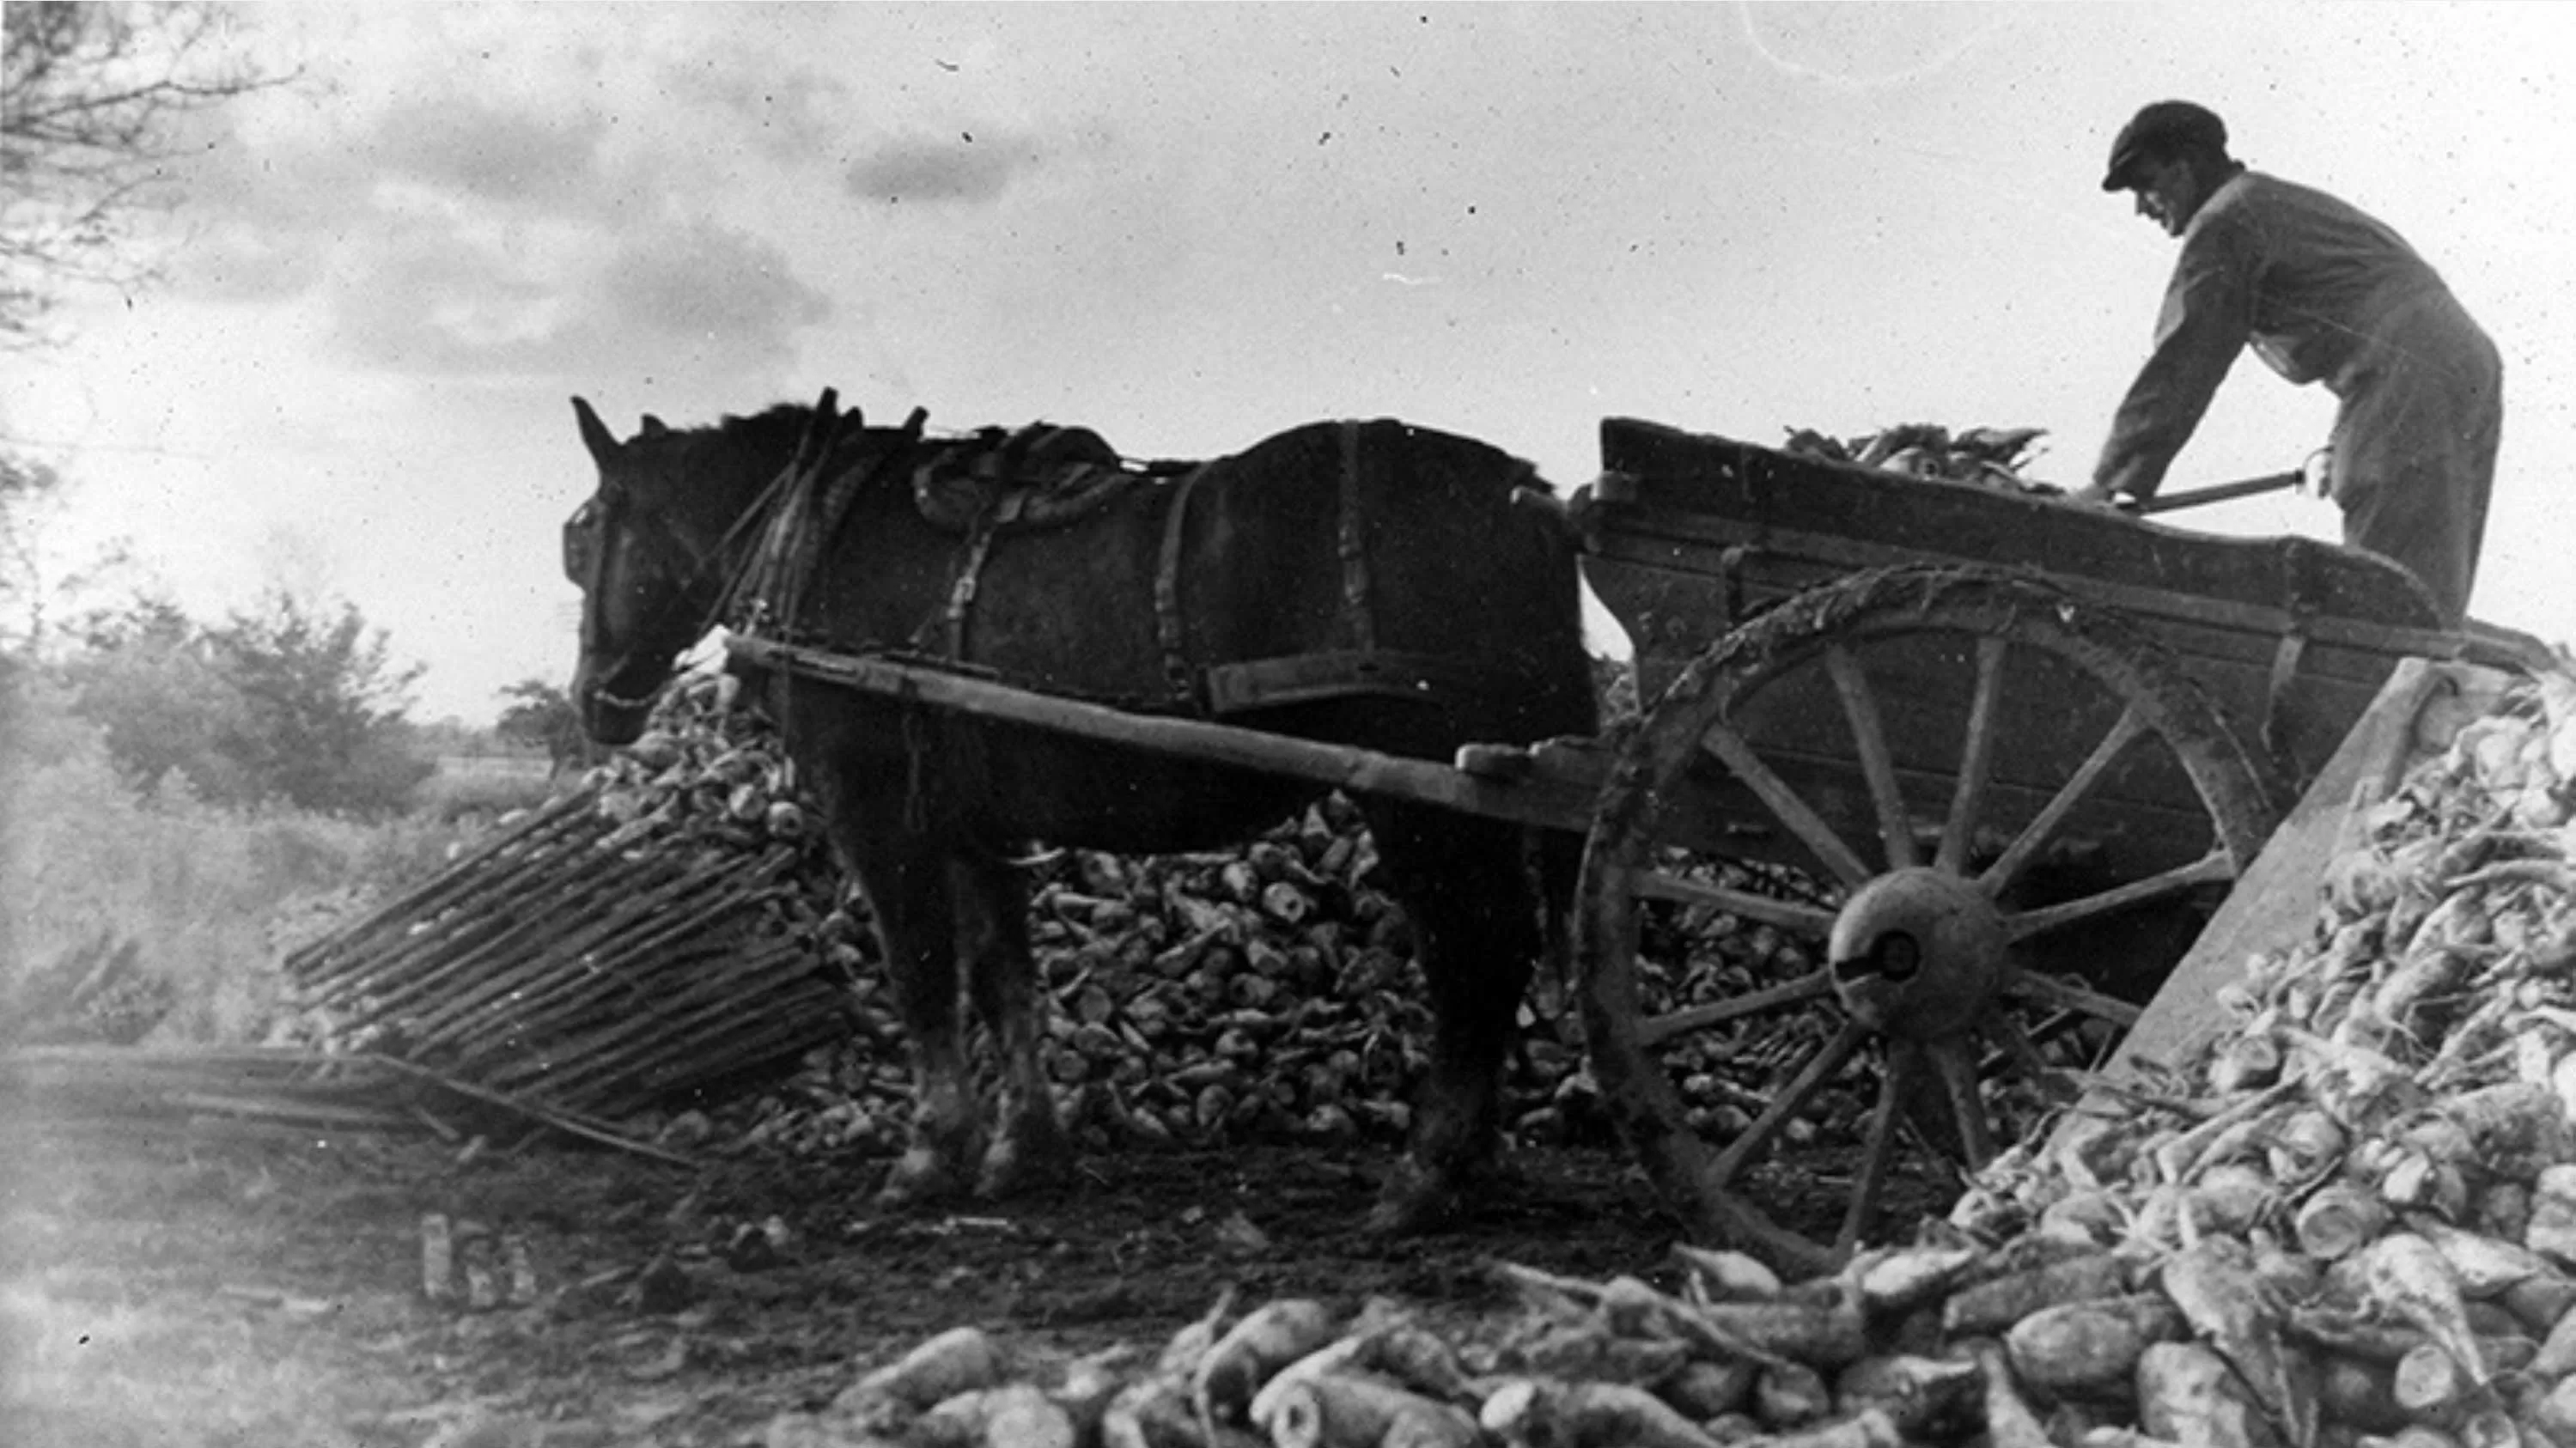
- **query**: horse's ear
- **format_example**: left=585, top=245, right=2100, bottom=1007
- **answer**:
left=641, top=415, right=669, bottom=436
left=573, top=397, right=621, bottom=465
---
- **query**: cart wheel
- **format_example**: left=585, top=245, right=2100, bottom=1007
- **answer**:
left=1575, top=564, right=2278, bottom=1273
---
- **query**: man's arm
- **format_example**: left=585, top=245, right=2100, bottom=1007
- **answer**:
left=2089, top=221, right=2259, bottom=501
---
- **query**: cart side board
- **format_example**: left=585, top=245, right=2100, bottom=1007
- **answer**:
left=1578, top=417, right=2524, bottom=796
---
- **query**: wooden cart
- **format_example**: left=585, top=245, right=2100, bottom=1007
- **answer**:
left=1567, top=418, right=2544, bottom=1268
left=729, top=415, right=2550, bottom=1270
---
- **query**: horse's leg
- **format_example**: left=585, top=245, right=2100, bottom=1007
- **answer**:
left=846, top=848, right=983, bottom=1207
left=951, top=857, right=1074, bottom=1197
left=1355, top=802, right=1546, bottom=1235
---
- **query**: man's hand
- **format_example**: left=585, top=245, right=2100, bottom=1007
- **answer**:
left=2069, top=482, right=2135, bottom=511
left=2299, top=446, right=2334, bottom=498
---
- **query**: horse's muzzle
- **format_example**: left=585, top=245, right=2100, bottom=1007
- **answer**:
left=572, top=661, right=663, bottom=746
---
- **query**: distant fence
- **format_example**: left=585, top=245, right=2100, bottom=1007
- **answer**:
left=434, top=754, right=556, bottom=782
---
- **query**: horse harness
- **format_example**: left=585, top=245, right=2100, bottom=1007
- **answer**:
left=565, top=481, right=726, bottom=679
left=731, top=411, right=1513, bottom=722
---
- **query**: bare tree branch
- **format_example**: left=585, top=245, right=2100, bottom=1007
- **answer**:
left=1, top=1, right=289, bottom=344
left=0, top=3, right=289, bottom=640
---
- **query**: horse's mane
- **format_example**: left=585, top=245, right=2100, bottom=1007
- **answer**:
left=621, top=404, right=816, bottom=503
left=678, top=402, right=1107, bottom=487
left=719, top=404, right=818, bottom=445
left=704, top=405, right=816, bottom=468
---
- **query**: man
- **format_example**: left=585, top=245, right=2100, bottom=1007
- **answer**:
left=2079, top=100, right=2502, bottom=623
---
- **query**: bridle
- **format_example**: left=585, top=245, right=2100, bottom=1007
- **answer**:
left=563, top=487, right=728, bottom=707
left=564, top=397, right=886, bottom=712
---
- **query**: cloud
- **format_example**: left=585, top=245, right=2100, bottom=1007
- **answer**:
left=160, top=94, right=608, bottom=307
left=322, top=216, right=829, bottom=391
left=142, top=26, right=842, bottom=399
left=845, top=127, right=1043, bottom=205
left=160, top=108, right=364, bottom=304
left=659, top=46, right=846, bottom=166
left=586, top=218, right=833, bottom=358
left=369, top=94, right=611, bottom=208
left=320, top=223, right=552, bottom=373
left=172, top=217, right=335, bottom=307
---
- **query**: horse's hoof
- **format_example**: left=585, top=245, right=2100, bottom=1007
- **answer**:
left=876, top=1149, right=974, bottom=1209
left=1362, top=1160, right=1465, bottom=1238
left=976, top=1124, right=1076, bottom=1199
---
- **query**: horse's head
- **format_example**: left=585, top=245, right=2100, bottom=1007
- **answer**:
left=562, top=397, right=746, bottom=745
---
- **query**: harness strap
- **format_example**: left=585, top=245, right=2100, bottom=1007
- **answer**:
left=765, top=394, right=852, bottom=635
left=720, top=396, right=920, bottom=642
left=941, top=511, right=1002, bottom=660
left=816, top=416, right=1524, bottom=723
left=1337, top=420, right=1376, bottom=653
left=576, top=497, right=612, bottom=658
left=1203, top=649, right=1503, bottom=713
left=1154, top=463, right=1213, bottom=705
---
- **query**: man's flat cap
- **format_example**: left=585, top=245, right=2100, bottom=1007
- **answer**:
left=2102, top=100, right=2227, bottom=192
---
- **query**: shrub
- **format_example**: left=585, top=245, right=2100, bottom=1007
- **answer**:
left=411, top=764, right=559, bottom=825
left=0, top=681, right=492, bottom=1044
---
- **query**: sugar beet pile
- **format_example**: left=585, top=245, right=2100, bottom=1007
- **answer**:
left=739, top=663, right=2576, bottom=1448
left=289, top=666, right=1605, bottom=1141
left=482, top=666, right=1653, bottom=1157
left=305, top=651, right=2576, bottom=1448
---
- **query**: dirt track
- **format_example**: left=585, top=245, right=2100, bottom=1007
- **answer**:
left=1, top=1113, right=1688, bottom=1447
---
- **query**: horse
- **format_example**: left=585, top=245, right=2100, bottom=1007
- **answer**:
left=563, top=393, right=1599, bottom=1232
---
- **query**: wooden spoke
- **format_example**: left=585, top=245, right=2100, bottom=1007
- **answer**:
left=1983, top=1011, right=2088, bottom=1105
left=1826, top=646, right=1915, bottom=870
left=1638, top=968, right=1837, bottom=1049
left=1699, top=722, right=1875, bottom=887
left=1927, top=1035, right=1996, bottom=1169
left=1575, top=566, right=2281, bottom=1267
left=1838, top=1040, right=1920, bottom=1254
left=1976, top=703, right=2148, bottom=899
left=1936, top=636, right=2010, bottom=874
left=1985, top=1010, right=2060, bottom=1083
left=2001, top=849, right=2236, bottom=942
left=1634, top=869, right=1839, bottom=939
left=2005, top=970, right=2145, bottom=1030
left=2013, top=1007, right=2104, bottom=1056
left=1708, top=1019, right=1871, bottom=1185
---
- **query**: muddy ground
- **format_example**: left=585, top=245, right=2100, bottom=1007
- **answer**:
left=0, top=1105, right=1725, bottom=1448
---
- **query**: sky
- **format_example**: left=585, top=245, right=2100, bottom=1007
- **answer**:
left=7, top=2, right=2574, bottom=725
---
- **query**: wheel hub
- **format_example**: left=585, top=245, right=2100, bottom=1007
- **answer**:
left=1827, top=868, right=2009, bottom=1038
